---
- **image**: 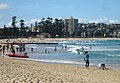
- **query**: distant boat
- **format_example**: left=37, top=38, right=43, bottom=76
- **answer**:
left=6, top=53, right=29, bottom=58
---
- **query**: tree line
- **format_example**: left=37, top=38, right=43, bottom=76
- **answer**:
left=1, top=16, right=120, bottom=38
left=1, top=16, right=67, bottom=38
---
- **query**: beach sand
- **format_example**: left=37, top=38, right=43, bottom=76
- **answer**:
left=0, top=56, right=120, bottom=83
left=0, top=38, right=120, bottom=44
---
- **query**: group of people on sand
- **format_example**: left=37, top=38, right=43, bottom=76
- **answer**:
left=0, top=43, right=27, bottom=56
left=0, top=44, right=9, bottom=55
left=10, top=44, right=26, bottom=53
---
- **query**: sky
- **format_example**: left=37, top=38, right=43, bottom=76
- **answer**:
left=0, top=0, right=120, bottom=27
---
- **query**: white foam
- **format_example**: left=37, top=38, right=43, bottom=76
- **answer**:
left=67, top=46, right=85, bottom=54
left=27, top=58, right=85, bottom=65
left=13, top=45, right=19, bottom=48
left=107, top=54, right=120, bottom=57
left=26, top=44, right=38, bottom=48
left=62, top=44, right=66, bottom=46
left=90, top=47, right=120, bottom=52
left=59, top=41, right=72, bottom=43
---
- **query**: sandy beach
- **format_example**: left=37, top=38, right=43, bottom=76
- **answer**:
left=0, top=38, right=120, bottom=82
left=0, top=56, right=120, bottom=83
left=0, top=38, right=120, bottom=44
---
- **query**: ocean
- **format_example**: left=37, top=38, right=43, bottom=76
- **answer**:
left=25, top=39, right=120, bottom=70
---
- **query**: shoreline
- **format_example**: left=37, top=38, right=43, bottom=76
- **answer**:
left=0, top=38, right=120, bottom=82
left=0, top=56, right=120, bottom=83
left=21, top=57, right=120, bottom=70
left=0, top=37, right=120, bottom=44
left=1, top=37, right=120, bottom=70
left=24, top=57, right=114, bottom=70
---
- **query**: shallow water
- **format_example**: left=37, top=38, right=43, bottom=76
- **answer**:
left=25, top=40, right=120, bottom=70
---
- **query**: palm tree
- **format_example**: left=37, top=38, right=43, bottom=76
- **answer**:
left=38, top=18, right=45, bottom=33
left=11, top=16, right=17, bottom=37
left=20, top=19, right=25, bottom=37
left=54, top=18, right=59, bottom=37
left=46, top=17, right=53, bottom=35
left=42, top=17, right=53, bottom=34
left=54, top=18, right=64, bottom=37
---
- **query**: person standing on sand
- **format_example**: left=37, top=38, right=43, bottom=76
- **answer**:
left=11, top=46, right=15, bottom=54
left=2, top=45, right=6, bottom=55
left=84, top=51, right=90, bottom=68
left=0, top=45, right=2, bottom=55
left=6, top=44, right=9, bottom=51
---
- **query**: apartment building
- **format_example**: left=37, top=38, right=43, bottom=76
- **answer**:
left=65, top=17, right=78, bottom=36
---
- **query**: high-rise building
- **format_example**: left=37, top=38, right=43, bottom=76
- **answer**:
left=65, top=17, right=78, bottom=36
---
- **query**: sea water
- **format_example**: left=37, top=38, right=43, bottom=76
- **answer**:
left=25, top=40, right=120, bottom=70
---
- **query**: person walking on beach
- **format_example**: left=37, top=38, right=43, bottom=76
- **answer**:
left=84, top=51, right=90, bottom=68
